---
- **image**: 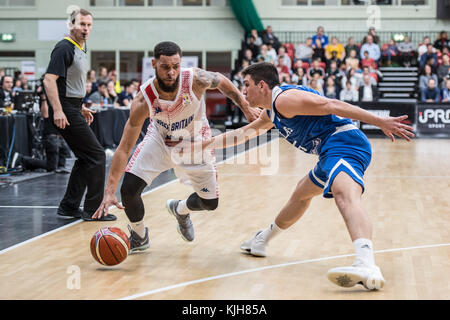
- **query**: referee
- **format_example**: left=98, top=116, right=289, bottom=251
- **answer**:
left=43, top=9, right=115, bottom=221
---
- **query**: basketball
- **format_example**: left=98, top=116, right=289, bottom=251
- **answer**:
left=90, top=227, right=130, bottom=266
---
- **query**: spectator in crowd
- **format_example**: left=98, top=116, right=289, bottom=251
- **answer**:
left=312, top=26, right=329, bottom=49
left=0, top=75, right=14, bottom=109
left=437, top=54, right=450, bottom=85
left=421, top=78, right=440, bottom=102
left=89, top=81, right=113, bottom=106
left=262, top=25, right=281, bottom=52
left=340, top=80, right=359, bottom=102
left=338, top=61, right=348, bottom=80
left=357, top=66, right=377, bottom=87
left=131, top=79, right=140, bottom=98
left=309, top=78, right=324, bottom=96
left=19, top=75, right=30, bottom=91
left=326, top=60, right=341, bottom=85
left=359, top=74, right=379, bottom=102
left=327, top=50, right=343, bottom=70
left=419, top=64, right=439, bottom=90
left=362, top=27, right=380, bottom=45
left=441, top=78, right=450, bottom=102
left=312, top=38, right=326, bottom=62
left=307, top=59, right=325, bottom=83
left=266, top=43, right=278, bottom=62
left=257, top=44, right=275, bottom=64
left=98, top=66, right=108, bottom=83
left=345, top=49, right=360, bottom=71
left=324, top=76, right=340, bottom=99
left=276, top=46, right=292, bottom=70
left=434, top=31, right=449, bottom=53
left=106, top=80, right=119, bottom=106
left=361, top=50, right=378, bottom=70
left=247, top=29, right=263, bottom=47
left=291, top=66, right=308, bottom=86
left=86, top=69, right=98, bottom=93
left=83, top=81, right=94, bottom=107
left=419, top=44, right=438, bottom=70
left=243, top=48, right=257, bottom=65
left=345, top=37, right=360, bottom=58
left=325, top=36, right=346, bottom=61
left=360, top=35, right=381, bottom=63
left=276, top=56, right=291, bottom=83
left=295, top=37, right=314, bottom=64
left=245, top=35, right=260, bottom=59
left=12, top=78, right=23, bottom=95
left=397, top=36, right=417, bottom=67
left=418, top=36, right=434, bottom=58
left=107, top=70, right=121, bottom=94
left=341, top=68, right=359, bottom=90
left=118, top=81, right=135, bottom=107
left=382, top=39, right=399, bottom=66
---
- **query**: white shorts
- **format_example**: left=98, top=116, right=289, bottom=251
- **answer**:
left=125, top=127, right=219, bottom=200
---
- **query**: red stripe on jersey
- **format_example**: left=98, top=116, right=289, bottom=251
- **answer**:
left=145, top=84, right=157, bottom=105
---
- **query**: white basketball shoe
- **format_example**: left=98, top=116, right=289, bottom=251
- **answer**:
left=327, top=261, right=385, bottom=290
left=240, top=230, right=267, bottom=257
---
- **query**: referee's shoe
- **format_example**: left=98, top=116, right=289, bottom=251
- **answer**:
left=57, top=206, right=116, bottom=221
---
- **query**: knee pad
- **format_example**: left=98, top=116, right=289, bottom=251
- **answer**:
left=187, top=193, right=218, bottom=211
left=120, top=173, right=147, bottom=202
left=200, top=198, right=219, bottom=211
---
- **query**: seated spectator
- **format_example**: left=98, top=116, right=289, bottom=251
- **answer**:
left=340, top=80, right=359, bottom=102
left=243, top=48, right=257, bottom=65
left=276, top=56, right=291, bottom=82
left=312, top=26, right=329, bottom=49
left=437, top=54, right=450, bottom=84
left=118, top=81, right=136, bottom=107
left=0, top=75, right=14, bottom=110
left=279, top=73, right=291, bottom=86
left=359, top=74, right=379, bottom=102
left=362, top=27, right=380, bottom=45
left=420, top=44, right=438, bottom=70
left=262, top=25, right=281, bottom=52
left=357, top=66, right=377, bottom=87
left=307, top=59, right=325, bottom=82
left=276, top=46, right=292, bottom=70
left=441, top=78, right=450, bottom=102
left=419, top=64, right=439, bottom=90
left=421, top=78, right=440, bottom=102
left=327, top=50, right=342, bottom=70
left=341, top=68, right=359, bottom=90
left=291, top=67, right=308, bottom=86
left=82, top=81, right=94, bottom=107
left=345, top=37, right=360, bottom=58
left=12, top=78, right=23, bottom=95
left=397, top=36, right=417, bottom=67
left=245, top=35, right=260, bottom=59
left=309, top=79, right=324, bottom=96
left=360, top=35, right=381, bottom=63
left=106, top=80, right=119, bottom=107
left=87, top=69, right=98, bottom=93
left=345, top=49, right=360, bottom=71
left=131, top=79, right=140, bottom=98
left=361, top=50, right=378, bottom=70
left=89, top=81, right=114, bottom=106
left=247, top=29, right=263, bottom=47
left=324, top=76, right=340, bottom=99
left=382, top=39, right=399, bottom=66
left=107, top=70, right=122, bottom=94
left=295, top=37, right=314, bottom=64
left=98, top=66, right=108, bottom=83
left=434, top=31, right=449, bottom=53
left=256, top=44, right=275, bottom=64
left=312, top=38, right=326, bottom=63
left=19, top=75, right=30, bottom=91
left=325, top=36, right=346, bottom=61
left=326, top=60, right=341, bottom=86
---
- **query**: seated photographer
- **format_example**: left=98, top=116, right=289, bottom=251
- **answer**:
left=0, top=75, right=14, bottom=110
left=11, top=84, right=71, bottom=173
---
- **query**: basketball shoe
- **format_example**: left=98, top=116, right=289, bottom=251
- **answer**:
left=327, top=260, right=385, bottom=290
left=240, top=230, right=267, bottom=257
left=127, top=225, right=150, bottom=253
left=166, top=199, right=194, bottom=242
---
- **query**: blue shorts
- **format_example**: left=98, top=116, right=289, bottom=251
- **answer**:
left=308, top=129, right=372, bottom=198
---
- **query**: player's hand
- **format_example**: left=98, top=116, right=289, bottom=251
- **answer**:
left=378, top=115, right=415, bottom=142
left=242, top=106, right=262, bottom=123
left=81, top=106, right=96, bottom=126
left=92, top=192, right=124, bottom=219
left=54, top=110, right=70, bottom=129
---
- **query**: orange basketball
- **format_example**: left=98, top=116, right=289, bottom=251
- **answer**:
left=90, top=227, right=130, bottom=266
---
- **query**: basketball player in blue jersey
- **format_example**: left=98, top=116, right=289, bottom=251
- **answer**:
left=173, top=62, right=414, bottom=290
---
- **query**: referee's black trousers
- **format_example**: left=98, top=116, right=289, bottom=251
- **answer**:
left=55, top=98, right=106, bottom=214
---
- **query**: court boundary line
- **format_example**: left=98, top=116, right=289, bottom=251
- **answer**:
left=0, top=137, right=278, bottom=255
left=119, top=242, right=450, bottom=300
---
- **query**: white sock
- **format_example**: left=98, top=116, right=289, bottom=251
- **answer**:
left=353, top=238, right=375, bottom=266
left=176, top=200, right=190, bottom=215
left=131, top=220, right=146, bottom=238
left=257, top=221, right=283, bottom=243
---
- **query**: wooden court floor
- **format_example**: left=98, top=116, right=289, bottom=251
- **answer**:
left=0, top=138, right=449, bottom=300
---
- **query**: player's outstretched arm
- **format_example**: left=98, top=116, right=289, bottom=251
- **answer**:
left=92, top=92, right=149, bottom=219
left=275, top=90, right=415, bottom=142
left=193, top=68, right=261, bottom=122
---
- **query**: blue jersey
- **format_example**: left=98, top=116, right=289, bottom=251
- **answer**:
left=267, top=85, right=355, bottom=155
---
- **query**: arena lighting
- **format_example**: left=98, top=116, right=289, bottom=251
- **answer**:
left=393, top=33, right=405, bottom=42
left=0, top=33, right=15, bottom=42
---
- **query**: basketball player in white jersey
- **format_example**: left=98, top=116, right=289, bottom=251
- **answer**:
left=92, top=42, right=259, bottom=252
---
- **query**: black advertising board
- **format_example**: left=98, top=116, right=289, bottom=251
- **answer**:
left=350, top=102, right=416, bottom=136
left=417, top=103, right=450, bottom=135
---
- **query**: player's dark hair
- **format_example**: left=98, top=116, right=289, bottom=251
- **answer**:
left=241, top=62, right=280, bottom=89
left=154, top=41, right=182, bottom=59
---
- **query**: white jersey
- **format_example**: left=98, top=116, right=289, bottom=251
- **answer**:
left=140, top=67, right=212, bottom=141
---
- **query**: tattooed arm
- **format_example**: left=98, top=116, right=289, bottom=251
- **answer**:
left=193, top=68, right=261, bottom=122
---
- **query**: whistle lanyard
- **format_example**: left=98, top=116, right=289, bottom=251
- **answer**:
left=64, top=37, right=87, bottom=54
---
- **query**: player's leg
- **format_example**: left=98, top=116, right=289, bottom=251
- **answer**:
left=241, top=174, right=322, bottom=257
left=327, top=171, right=385, bottom=290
